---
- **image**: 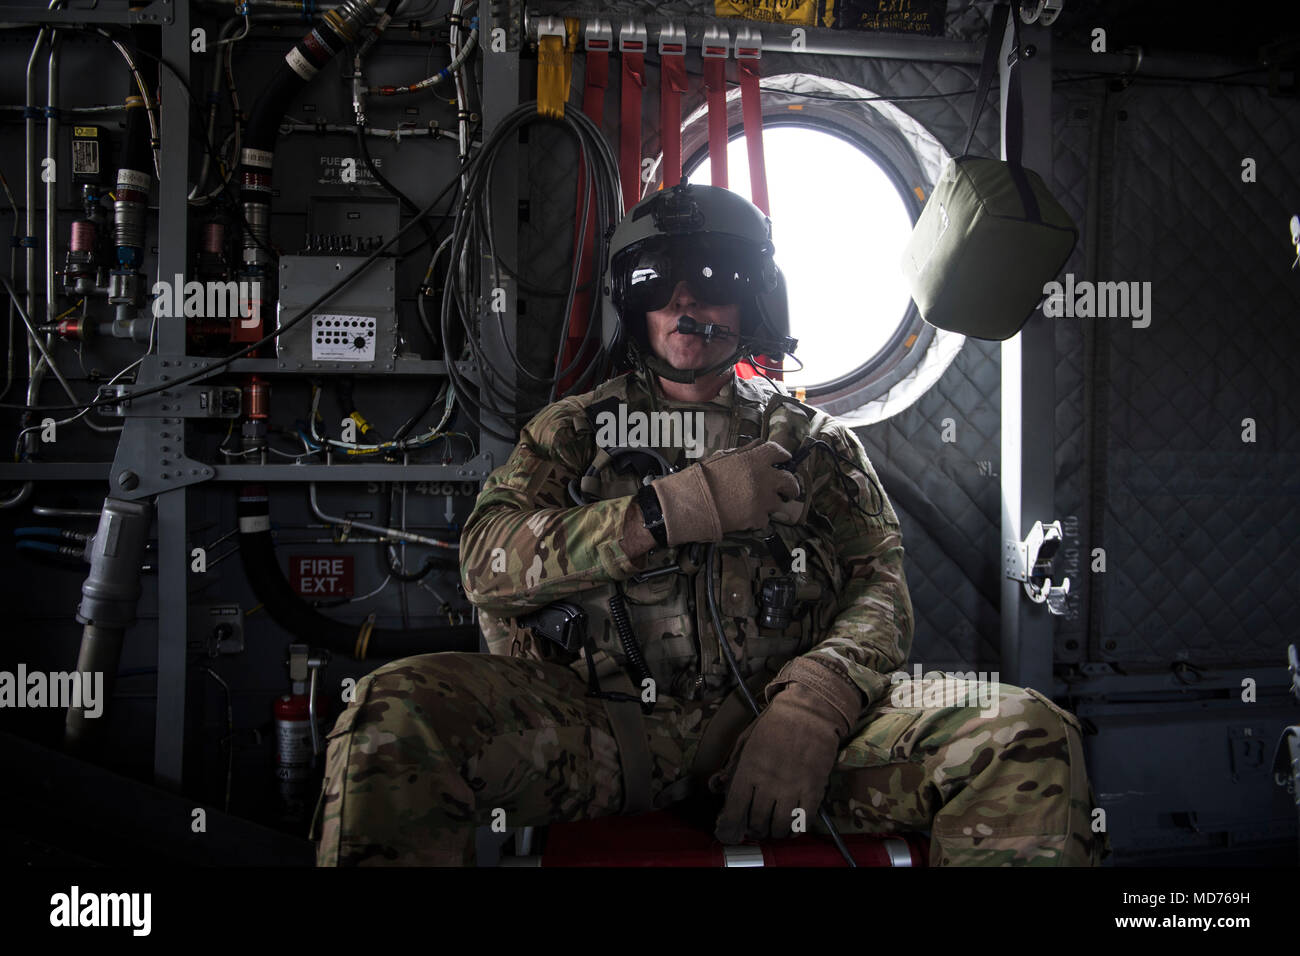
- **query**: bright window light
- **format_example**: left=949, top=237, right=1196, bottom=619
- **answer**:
left=687, top=126, right=915, bottom=390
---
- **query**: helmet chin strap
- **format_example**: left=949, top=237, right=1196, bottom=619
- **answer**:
left=626, top=297, right=799, bottom=390
left=630, top=313, right=747, bottom=385
left=641, top=348, right=741, bottom=384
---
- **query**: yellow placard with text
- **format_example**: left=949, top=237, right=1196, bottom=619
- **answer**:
left=713, top=0, right=827, bottom=27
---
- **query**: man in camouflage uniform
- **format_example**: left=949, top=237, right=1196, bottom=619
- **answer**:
left=313, top=183, right=1109, bottom=866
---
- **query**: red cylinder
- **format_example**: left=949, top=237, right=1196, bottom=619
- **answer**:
left=274, top=692, right=314, bottom=819
left=244, top=375, right=269, bottom=419
left=55, top=318, right=89, bottom=341
left=202, top=220, right=225, bottom=254
left=70, top=219, right=96, bottom=252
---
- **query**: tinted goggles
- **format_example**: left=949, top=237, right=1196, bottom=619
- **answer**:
left=612, top=235, right=775, bottom=315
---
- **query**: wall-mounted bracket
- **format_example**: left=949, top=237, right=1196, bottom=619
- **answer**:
left=658, top=22, right=686, bottom=56
left=96, top=383, right=242, bottom=419
left=701, top=25, right=731, bottom=59
left=734, top=26, right=762, bottom=60
left=286, top=644, right=333, bottom=757
left=1019, top=0, right=1063, bottom=26
left=1005, top=519, right=1071, bottom=615
left=618, top=19, right=647, bottom=54
left=585, top=19, right=613, bottom=53
left=536, top=16, right=566, bottom=45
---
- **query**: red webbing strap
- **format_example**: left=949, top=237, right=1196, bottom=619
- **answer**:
left=659, top=52, right=687, bottom=187
left=703, top=57, right=728, bottom=188
left=620, top=50, right=645, bottom=211
left=583, top=47, right=608, bottom=120
left=738, top=58, right=768, bottom=216
left=559, top=47, right=609, bottom=394
left=736, top=52, right=778, bottom=379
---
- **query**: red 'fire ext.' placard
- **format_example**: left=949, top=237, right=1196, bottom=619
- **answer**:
left=290, top=555, right=355, bottom=598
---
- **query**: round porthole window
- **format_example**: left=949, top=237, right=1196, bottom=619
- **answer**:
left=687, top=124, right=916, bottom=392
left=662, top=72, right=967, bottom=425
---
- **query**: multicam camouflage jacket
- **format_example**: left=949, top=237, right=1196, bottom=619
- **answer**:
left=459, top=367, right=915, bottom=708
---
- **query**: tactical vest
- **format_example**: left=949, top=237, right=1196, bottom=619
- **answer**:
left=487, top=370, right=848, bottom=706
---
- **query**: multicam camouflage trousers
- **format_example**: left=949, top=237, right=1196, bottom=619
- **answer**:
left=312, top=652, right=1110, bottom=866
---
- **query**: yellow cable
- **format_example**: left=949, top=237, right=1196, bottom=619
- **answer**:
left=52, top=298, right=84, bottom=322
left=355, top=613, right=377, bottom=659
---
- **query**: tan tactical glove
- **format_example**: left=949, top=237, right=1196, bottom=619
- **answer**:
left=652, top=439, right=801, bottom=546
left=709, top=656, right=863, bottom=842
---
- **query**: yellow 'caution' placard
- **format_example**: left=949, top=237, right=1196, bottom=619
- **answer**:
left=713, top=0, right=825, bottom=26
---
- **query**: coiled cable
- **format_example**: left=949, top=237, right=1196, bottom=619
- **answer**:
left=705, top=541, right=858, bottom=867
left=608, top=587, right=654, bottom=715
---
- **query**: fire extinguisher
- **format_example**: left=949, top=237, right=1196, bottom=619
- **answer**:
left=275, top=643, right=330, bottom=822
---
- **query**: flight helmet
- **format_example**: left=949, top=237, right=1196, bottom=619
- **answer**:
left=602, top=182, right=796, bottom=384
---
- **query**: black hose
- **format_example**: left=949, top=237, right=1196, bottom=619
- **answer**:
left=238, top=56, right=309, bottom=235
left=392, top=384, right=443, bottom=441
left=387, top=550, right=457, bottom=582
left=244, top=55, right=334, bottom=153
left=236, top=486, right=476, bottom=658
left=239, top=2, right=381, bottom=268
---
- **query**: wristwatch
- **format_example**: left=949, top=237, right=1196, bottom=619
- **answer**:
left=635, top=483, right=668, bottom=549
